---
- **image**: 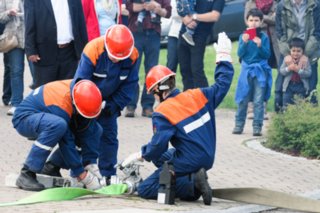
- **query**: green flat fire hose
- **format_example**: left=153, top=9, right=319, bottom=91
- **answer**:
left=213, top=188, right=320, bottom=213
left=0, top=184, right=128, bottom=207
left=1, top=186, right=320, bottom=212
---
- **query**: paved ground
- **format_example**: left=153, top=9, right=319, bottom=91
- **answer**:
left=0, top=54, right=319, bottom=213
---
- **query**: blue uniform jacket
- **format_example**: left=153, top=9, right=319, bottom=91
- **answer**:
left=72, top=36, right=139, bottom=115
left=12, top=80, right=86, bottom=176
left=141, top=62, right=234, bottom=173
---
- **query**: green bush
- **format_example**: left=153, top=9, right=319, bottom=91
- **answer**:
left=265, top=97, right=320, bottom=159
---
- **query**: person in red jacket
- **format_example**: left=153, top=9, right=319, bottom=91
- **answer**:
left=82, top=0, right=123, bottom=41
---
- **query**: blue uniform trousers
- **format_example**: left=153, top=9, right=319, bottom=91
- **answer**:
left=97, top=111, right=119, bottom=176
left=138, top=148, right=201, bottom=201
left=14, top=113, right=68, bottom=173
left=48, top=119, right=102, bottom=177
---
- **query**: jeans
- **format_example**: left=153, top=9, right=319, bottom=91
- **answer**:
left=177, top=0, right=195, bottom=17
left=3, top=48, right=24, bottom=107
left=178, top=33, right=208, bottom=90
left=274, top=56, right=284, bottom=112
left=166, top=36, right=179, bottom=73
left=309, top=61, right=318, bottom=104
left=127, top=30, right=160, bottom=110
left=283, top=82, right=307, bottom=107
left=2, top=53, right=11, bottom=105
left=235, top=76, right=266, bottom=128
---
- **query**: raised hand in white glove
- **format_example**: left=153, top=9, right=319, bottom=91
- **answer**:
left=213, top=32, right=232, bottom=63
left=121, top=151, right=143, bottom=168
left=79, top=171, right=102, bottom=190
left=84, top=164, right=102, bottom=179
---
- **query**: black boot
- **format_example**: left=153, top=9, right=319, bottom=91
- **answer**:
left=16, top=167, right=45, bottom=191
left=194, top=168, right=212, bottom=205
left=41, top=161, right=62, bottom=177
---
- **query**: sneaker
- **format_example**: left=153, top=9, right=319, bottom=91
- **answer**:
left=125, top=107, right=136, bottom=118
left=232, top=126, right=243, bottom=134
left=253, top=127, right=262, bottom=137
left=7, top=106, right=16, bottom=116
left=182, top=32, right=195, bottom=46
left=41, top=161, right=62, bottom=177
left=142, top=108, right=153, bottom=118
left=194, top=168, right=212, bottom=205
left=16, top=168, right=45, bottom=191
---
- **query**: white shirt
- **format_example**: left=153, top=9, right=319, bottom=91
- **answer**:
left=51, top=0, right=74, bottom=44
left=167, top=0, right=182, bottom=38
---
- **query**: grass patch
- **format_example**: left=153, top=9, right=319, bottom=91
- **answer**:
left=138, top=41, right=319, bottom=111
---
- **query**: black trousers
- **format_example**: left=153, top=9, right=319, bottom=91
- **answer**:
left=33, top=43, right=78, bottom=88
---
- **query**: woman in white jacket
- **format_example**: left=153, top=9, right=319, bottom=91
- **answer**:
left=0, top=0, right=25, bottom=115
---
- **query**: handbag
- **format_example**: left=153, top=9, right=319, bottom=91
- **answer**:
left=0, top=19, right=19, bottom=53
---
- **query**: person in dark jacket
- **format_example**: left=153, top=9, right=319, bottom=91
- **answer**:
left=24, top=0, right=88, bottom=88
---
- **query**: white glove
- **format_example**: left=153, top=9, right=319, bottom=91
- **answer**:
left=121, top=151, right=143, bottom=168
left=80, top=171, right=102, bottom=190
left=213, top=32, right=232, bottom=63
left=84, top=164, right=102, bottom=179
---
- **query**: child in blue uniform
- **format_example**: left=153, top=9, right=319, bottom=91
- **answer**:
left=121, top=32, right=234, bottom=205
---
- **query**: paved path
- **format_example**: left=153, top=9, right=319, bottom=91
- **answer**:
left=0, top=54, right=319, bottom=213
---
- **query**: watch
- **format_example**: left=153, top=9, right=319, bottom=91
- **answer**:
left=192, top=14, right=197, bottom=21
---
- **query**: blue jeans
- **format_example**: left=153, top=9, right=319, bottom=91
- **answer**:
left=178, top=33, right=208, bottom=90
left=309, top=62, right=318, bottom=104
left=4, top=48, right=24, bottom=107
left=235, top=76, right=266, bottom=128
left=127, top=30, right=160, bottom=110
left=166, top=36, right=179, bottom=73
left=177, top=0, right=195, bottom=17
left=2, top=53, right=11, bottom=105
left=283, top=82, right=307, bottom=107
left=274, top=56, right=284, bottom=112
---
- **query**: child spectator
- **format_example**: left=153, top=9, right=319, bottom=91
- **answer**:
left=177, top=0, right=197, bottom=46
left=233, top=8, right=272, bottom=136
left=135, top=0, right=160, bottom=32
left=279, top=37, right=311, bottom=108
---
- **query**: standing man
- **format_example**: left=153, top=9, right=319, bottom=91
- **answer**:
left=124, top=0, right=171, bottom=118
left=24, top=0, right=88, bottom=88
left=275, top=0, right=320, bottom=111
left=121, top=32, right=234, bottom=205
left=178, top=0, right=225, bottom=90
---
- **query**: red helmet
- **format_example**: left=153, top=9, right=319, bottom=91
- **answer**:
left=146, top=65, right=176, bottom=94
left=105, top=24, right=134, bottom=60
left=72, top=80, right=103, bottom=118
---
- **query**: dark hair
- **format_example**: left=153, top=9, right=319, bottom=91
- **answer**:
left=246, top=8, right=264, bottom=20
left=289, top=37, right=305, bottom=51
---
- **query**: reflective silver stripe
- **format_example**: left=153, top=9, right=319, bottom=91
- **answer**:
left=34, top=141, right=53, bottom=151
left=93, top=73, right=107, bottom=78
left=183, top=112, right=211, bottom=134
left=120, top=76, right=127, bottom=80
left=33, top=88, right=40, bottom=95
